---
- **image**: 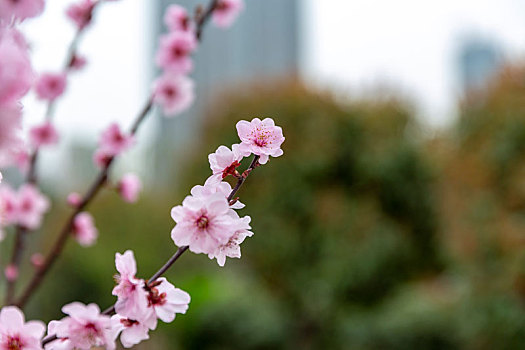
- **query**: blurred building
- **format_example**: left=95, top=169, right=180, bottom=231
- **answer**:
left=153, top=0, right=300, bottom=184
left=457, top=37, right=502, bottom=93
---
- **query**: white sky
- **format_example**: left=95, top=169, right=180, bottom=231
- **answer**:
left=302, top=0, right=525, bottom=127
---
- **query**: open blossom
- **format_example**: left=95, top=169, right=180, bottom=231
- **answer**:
left=113, top=251, right=149, bottom=320
left=0, top=0, right=45, bottom=22
left=0, top=27, right=33, bottom=106
left=171, top=192, right=249, bottom=254
left=191, top=177, right=244, bottom=209
left=0, top=185, right=18, bottom=225
left=155, top=31, right=197, bottom=74
left=147, top=278, right=190, bottom=326
left=236, top=117, right=285, bottom=164
left=208, top=212, right=252, bottom=266
left=72, top=212, right=97, bottom=247
left=152, top=73, right=194, bottom=117
left=45, top=321, right=71, bottom=350
left=208, top=144, right=244, bottom=184
left=118, top=173, right=142, bottom=203
left=29, top=121, right=59, bottom=148
left=34, top=72, right=67, bottom=101
left=51, top=302, right=115, bottom=350
left=11, top=184, right=50, bottom=230
left=213, top=0, right=244, bottom=28
left=98, top=123, right=134, bottom=157
left=66, top=0, right=96, bottom=30
left=164, top=4, right=192, bottom=33
left=0, top=103, right=23, bottom=168
left=111, top=315, right=151, bottom=348
left=0, top=306, right=45, bottom=350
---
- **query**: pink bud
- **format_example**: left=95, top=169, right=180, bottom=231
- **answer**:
left=31, top=253, right=45, bottom=269
left=67, top=192, right=82, bottom=207
left=4, top=264, right=18, bottom=282
left=118, top=173, right=142, bottom=203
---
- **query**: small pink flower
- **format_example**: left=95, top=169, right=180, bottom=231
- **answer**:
left=16, top=184, right=50, bottom=230
left=152, top=73, right=194, bottom=117
left=66, top=0, right=96, bottom=30
left=30, top=253, right=44, bottom=269
left=45, top=321, right=72, bottom=350
left=164, top=4, right=192, bottom=33
left=67, top=192, right=82, bottom=207
left=0, top=0, right=45, bottom=22
left=0, top=306, right=45, bottom=350
left=4, top=264, right=18, bottom=282
left=0, top=185, right=18, bottom=225
left=112, top=250, right=149, bottom=321
left=207, top=144, right=244, bottom=183
left=208, top=213, right=252, bottom=266
left=51, top=302, right=115, bottom=350
left=29, top=121, right=59, bottom=148
left=236, top=117, right=285, bottom=164
left=34, top=72, right=67, bottom=101
left=118, top=173, right=142, bottom=203
left=111, top=315, right=151, bottom=348
left=72, top=212, right=97, bottom=247
left=68, top=54, right=87, bottom=71
left=98, top=123, right=134, bottom=157
left=155, top=31, right=197, bottom=74
left=212, top=0, right=244, bottom=28
left=12, top=148, right=30, bottom=175
left=0, top=27, right=34, bottom=106
left=171, top=192, right=247, bottom=254
left=146, top=278, right=190, bottom=326
left=92, top=148, right=112, bottom=169
left=0, top=103, right=23, bottom=168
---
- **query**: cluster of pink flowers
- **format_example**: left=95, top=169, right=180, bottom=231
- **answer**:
left=171, top=117, right=284, bottom=266
left=0, top=184, right=49, bottom=231
left=152, top=0, right=244, bottom=117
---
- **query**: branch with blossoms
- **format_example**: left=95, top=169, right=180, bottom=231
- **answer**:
left=0, top=0, right=287, bottom=349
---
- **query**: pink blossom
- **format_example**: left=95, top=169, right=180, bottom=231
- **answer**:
left=0, top=185, right=18, bottom=225
left=92, top=148, right=112, bottom=168
left=66, top=192, right=82, bottom=207
left=112, top=250, right=149, bottom=321
left=0, top=0, right=45, bottom=22
left=208, top=214, right=252, bottom=266
left=34, top=73, right=67, bottom=101
left=155, top=31, right=197, bottom=74
left=164, top=4, right=192, bottom=33
left=4, top=264, right=18, bottom=282
left=0, top=27, right=33, bottom=106
left=171, top=192, right=247, bottom=254
left=0, top=306, right=45, bottom=350
left=72, top=212, right=97, bottom=247
left=68, top=54, right=87, bottom=71
left=66, top=0, right=96, bottom=30
left=212, top=0, right=244, bottom=28
left=29, top=121, right=59, bottom=148
left=98, top=123, right=134, bottom=157
left=45, top=321, right=71, bottom=350
left=146, top=278, right=190, bottom=326
left=118, top=173, right=142, bottom=203
left=111, top=315, right=151, bottom=348
left=12, top=148, right=30, bottom=174
left=30, top=253, right=44, bottom=269
left=152, top=73, right=194, bottom=117
left=191, top=177, right=244, bottom=209
left=208, top=144, right=244, bottom=184
left=0, top=103, right=23, bottom=168
left=236, top=117, right=285, bottom=164
left=16, top=184, right=50, bottom=230
left=51, top=302, right=115, bottom=350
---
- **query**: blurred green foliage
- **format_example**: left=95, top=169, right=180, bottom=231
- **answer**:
left=7, top=72, right=525, bottom=349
